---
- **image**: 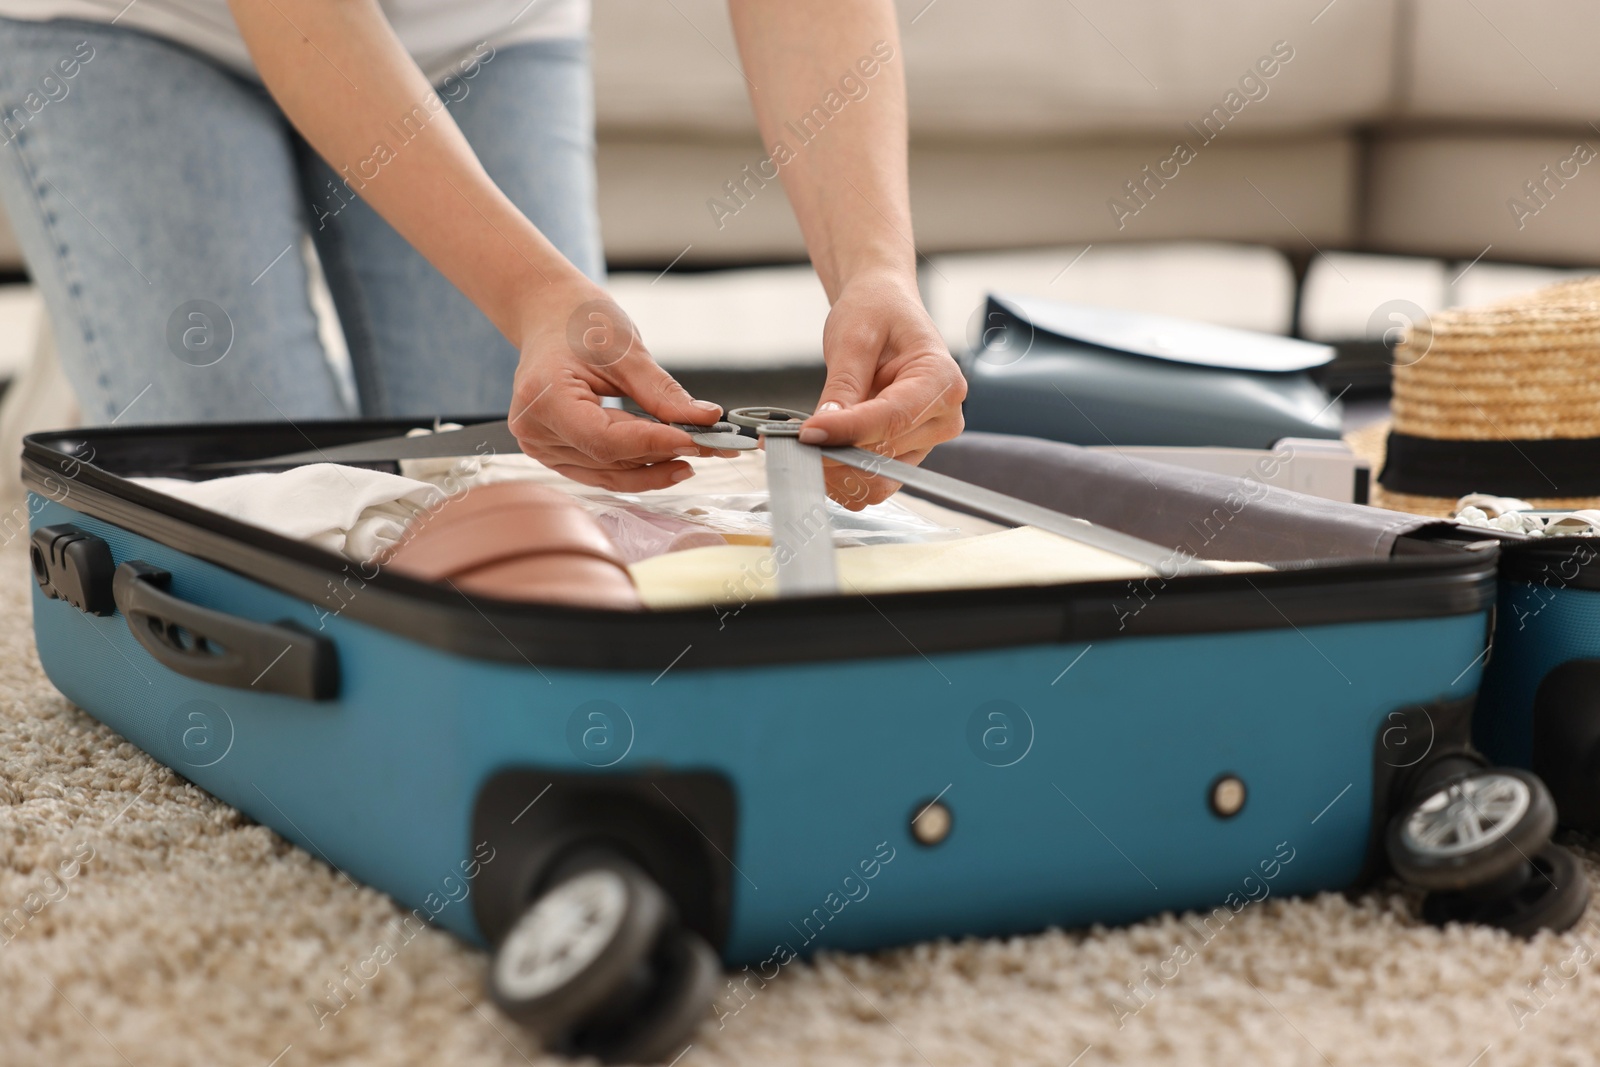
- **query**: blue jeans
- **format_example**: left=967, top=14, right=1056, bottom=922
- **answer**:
left=0, top=17, right=604, bottom=424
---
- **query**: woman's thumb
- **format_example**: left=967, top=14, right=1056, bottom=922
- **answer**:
left=616, top=354, right=723, bottom=425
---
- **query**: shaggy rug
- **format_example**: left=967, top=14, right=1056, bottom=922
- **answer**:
left=5, top=523, right=1600, bottom=1067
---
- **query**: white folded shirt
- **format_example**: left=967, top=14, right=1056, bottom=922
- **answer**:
left=134, top=464, right=447, bottom=562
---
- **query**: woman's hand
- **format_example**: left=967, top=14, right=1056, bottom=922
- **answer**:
left=798, top=270, right=967, bottom=508
left=507, top=280, right=726, bottom=491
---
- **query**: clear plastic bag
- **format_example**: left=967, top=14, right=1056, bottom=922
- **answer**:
left=576, top=492, right=961, bottom=563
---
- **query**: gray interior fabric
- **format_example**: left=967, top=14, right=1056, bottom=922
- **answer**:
left=921, top=432, right=1441, bottom=563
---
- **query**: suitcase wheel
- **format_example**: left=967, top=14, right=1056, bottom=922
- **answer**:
left=1386, top=767, right=1590, bottom=936
left=1420, top=843, right=1590, bottom=937
left=490, top=848, right=718, bottom=1064
left=1387, top=767, right=1555, bottom=892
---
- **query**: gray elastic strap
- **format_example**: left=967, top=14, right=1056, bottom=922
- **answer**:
left=763, top=434, right=839, bottom=596
left=821, top=445, right=1217, bottom=576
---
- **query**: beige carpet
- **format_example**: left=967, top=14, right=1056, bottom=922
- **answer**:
left=5, top=538, right=1600, bottom=1067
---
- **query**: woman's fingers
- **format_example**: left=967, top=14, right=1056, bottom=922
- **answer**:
left=608, top=349, right=725, bottom=428
left=513, top=383, right=701, bottom=466
left=821, top=448, right=931, bottom=510
left=799, top=368, right=964, bottom=448
left=824, top=463, right=898, bottom=510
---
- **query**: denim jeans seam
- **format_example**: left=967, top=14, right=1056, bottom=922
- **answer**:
left=4, top=127, right=118, bottom=420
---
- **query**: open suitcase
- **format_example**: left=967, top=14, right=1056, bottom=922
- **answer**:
left=21, top=420, right=1579, bottom=1061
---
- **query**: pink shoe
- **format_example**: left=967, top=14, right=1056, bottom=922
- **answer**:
left=381, top=482, right=639, bottom=610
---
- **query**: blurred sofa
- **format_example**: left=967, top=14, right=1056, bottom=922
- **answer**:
left=0, top=0, right=1595, bottom=272
left=588, top=0, right=1600, bottom=267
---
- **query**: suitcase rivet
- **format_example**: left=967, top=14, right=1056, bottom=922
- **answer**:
left=910, top=799, right=953, bottom=846
left=1210, top=775, right=1247, bottom=818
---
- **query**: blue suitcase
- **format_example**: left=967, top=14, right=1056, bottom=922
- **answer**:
left=20, top=420, right=1580, bottom=1062
left=1476, top=536, right=1600, bottom=828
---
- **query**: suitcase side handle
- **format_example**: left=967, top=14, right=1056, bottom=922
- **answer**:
left=112, top=561, right=339, bottom=701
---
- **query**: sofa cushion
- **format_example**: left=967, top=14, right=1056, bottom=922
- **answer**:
left=592, top=0, right=1401, bottom=138
left=598, top=134, right=1359, bottom=263
left=1452, top=262, right=1593, bottom=308
left=1364, top=133, right=1600, bottom=263
left=605, top=265, right=829, bottom=369
left=1400, top=0, right=1596, bottom=122
left=1298, top=252, right=1448, bottom=342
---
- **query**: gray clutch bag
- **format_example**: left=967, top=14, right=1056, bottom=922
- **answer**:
left=961, top=293, right=1342, bottom=449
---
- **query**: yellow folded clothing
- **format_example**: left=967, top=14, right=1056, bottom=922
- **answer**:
left=628, top=526, right=1267, bottom=610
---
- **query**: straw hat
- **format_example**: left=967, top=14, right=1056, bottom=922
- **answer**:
left=1376, top=275, right=1600, bottom=517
